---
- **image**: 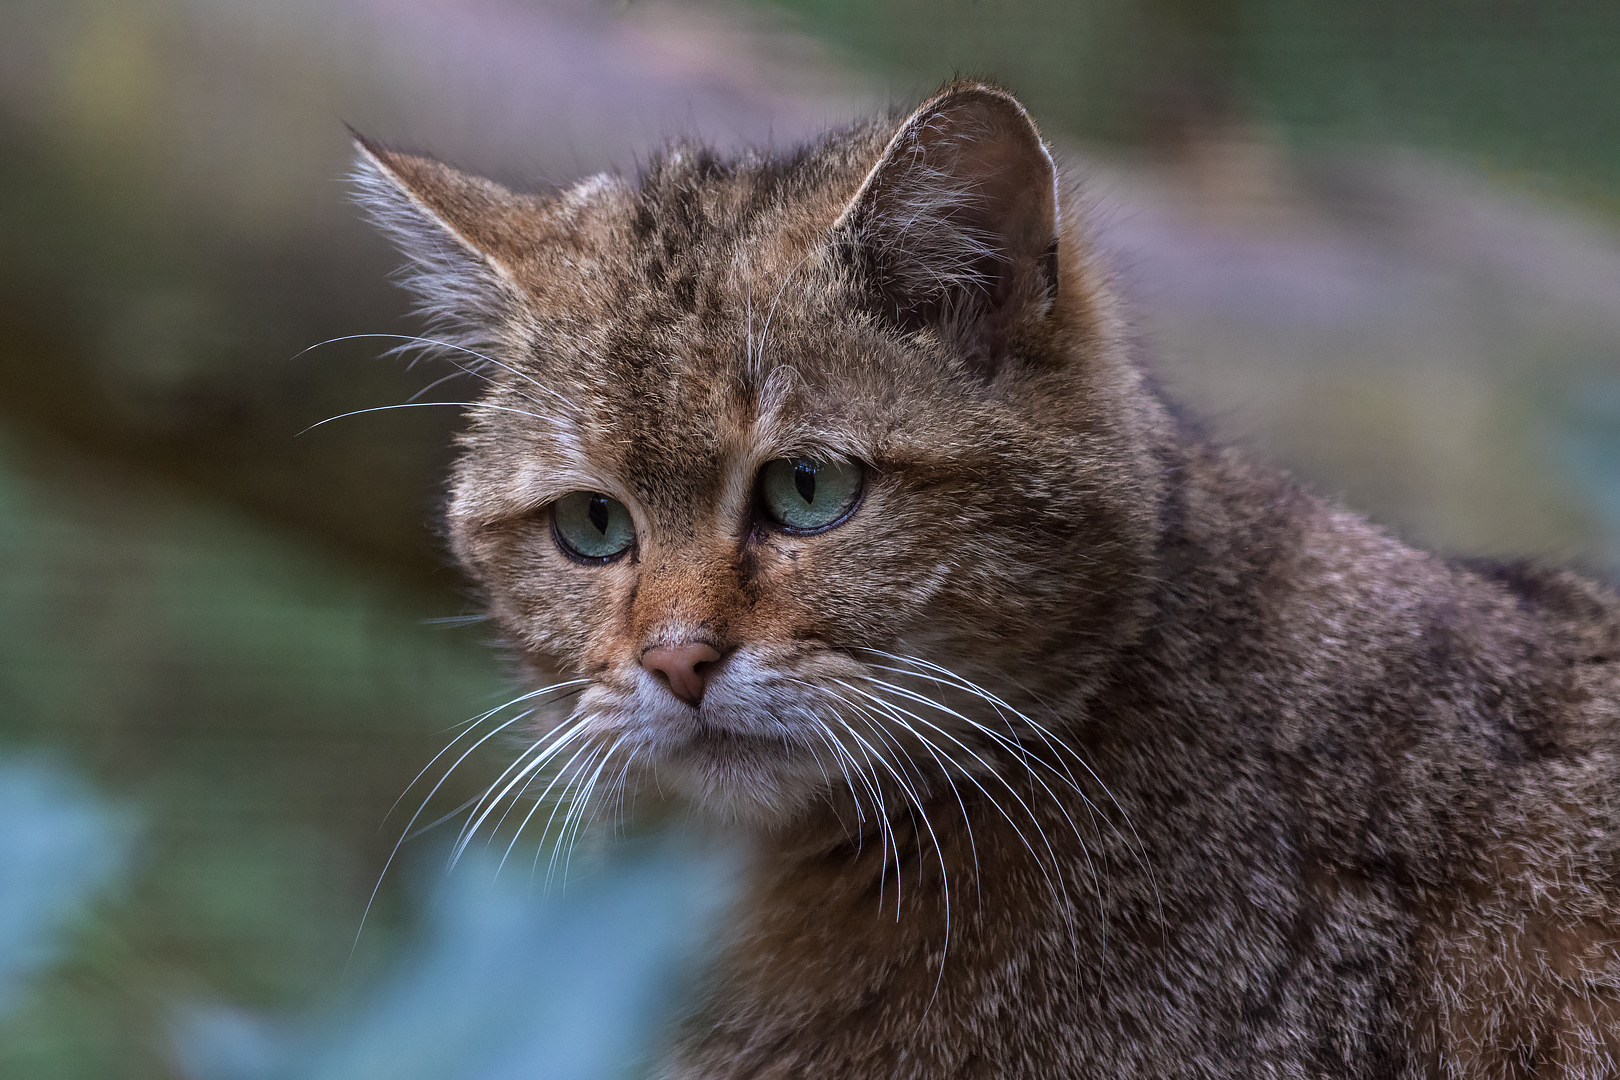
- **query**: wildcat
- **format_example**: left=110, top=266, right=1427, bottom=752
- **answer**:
left=354, top=82, right=1620, bottom=1078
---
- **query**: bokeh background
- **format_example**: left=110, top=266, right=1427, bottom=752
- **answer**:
left=2, top=1, right=1618, bottom=1076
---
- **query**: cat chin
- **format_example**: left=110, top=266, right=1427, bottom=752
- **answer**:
left=651, top=734, right=829, bottom=827
left=599, top=712, right=835, bottom=825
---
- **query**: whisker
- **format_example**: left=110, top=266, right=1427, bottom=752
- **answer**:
left=992, top=676, right=1165, bottom=936
left=867, top=651, right=1163, bottom=931
left=826, top=711, right=954, bottom=981
left=836, top=680, right=1073, bottom=916
left=498, top=754, right=581, bottom=879
left=349, top=703, right=543, bottom=961
left=865, top=652, right=1125, bottom=816
left=802, top=722, right=870, bottom=856
left=404, top=366, right=480, bottom=403
left=604, top=747, right=642, bottom=842
left=808, top=681, right=982, bottom=906
left=403, top=793, right=482, bottom=842
left=386, top=681, right=589, bottom=825
left=558, top=738, right=623, bottom=885
left=861, top=679, right=1100, bottom=958
left=868, top=661, right=1075, bottom=783
left=450, top=734, right=544, bottom=867
left=841, top=709, right=958, bottom=1012
left=420, top=614, right=490, bottom=627
left=532, top=735, right=614, bottom=892
left=804, top=721, right=872, bottom=826
left=755, top=248, right=820, bottom=375
left=862, top=673, right=1109, bottom=838
left=483, top=736, right=579, bottom=850
left=450, top=713, right=595, bottom=869
left=395, top=705, right=537, bottom=853
left=451, top=721, right=573, bottom=854
left=298, top=400, right=554, bottom=436
left=293, top=332, right=564, bottom=403
left=796, top=680, right=988, bottom=1012
left=855, top=677, right=1102, bottom=920
left=480, top=708, right=600, bottom=847
left=828, top=713, right=912, bottom=915
left=295, top=332, right=579, bottom=436
left=546, top=741, right=617, bottom=892
left=438, top=682, right=587, bottom=738
left=745, top=281, right=756, bottom=374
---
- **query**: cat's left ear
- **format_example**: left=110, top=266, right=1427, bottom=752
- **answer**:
left=835, top=83, right=1060, bottom=380
left=351, top=134, right=554, bottom=333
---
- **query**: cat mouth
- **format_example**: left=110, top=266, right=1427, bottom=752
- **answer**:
left=597, top=683, right=841, bottom=798
left=666, top=723, right=788, bottom=760
left=633, top=697, right=813, bottom=754
left=644, top=715, right=838, bottom=821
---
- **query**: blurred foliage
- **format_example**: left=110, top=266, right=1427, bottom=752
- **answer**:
left=0, top=98, right=459, bottom=593
left=753, top=0, right=1620, bottom=208
left=1560, top=377, right=1620, bottom=569
left=1247, top=0, right=1620, bottom=209
left=176, top=838, right=734, bottom=1080
left=0, top=757, right=131, bottom=1018
left=0, top=427, right=507, bottom=1078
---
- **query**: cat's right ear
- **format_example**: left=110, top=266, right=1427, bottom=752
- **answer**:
left=351, top=134, right=549, bottom=332
left=834, top=83, right=1060, bottom=381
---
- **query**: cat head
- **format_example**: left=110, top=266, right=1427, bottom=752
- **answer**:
left=355, top=83, right=1165, bottom=825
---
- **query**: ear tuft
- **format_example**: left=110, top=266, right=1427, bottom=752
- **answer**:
left=350, top=135, right=550, bottom=355
left=835, top=83, right=1060, bottom=380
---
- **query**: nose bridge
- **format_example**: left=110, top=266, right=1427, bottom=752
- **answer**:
left=630, top=543, right=747, bottom=650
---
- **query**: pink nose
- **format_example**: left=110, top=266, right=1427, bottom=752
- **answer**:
left=641, top=642, right=723, bottom=706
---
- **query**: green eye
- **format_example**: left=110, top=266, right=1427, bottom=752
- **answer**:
left=759, top=457, right=865, bottom=534
left=551, top=491, right=635, bottom=563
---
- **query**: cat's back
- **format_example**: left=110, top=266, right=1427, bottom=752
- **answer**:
left=1415, top=559, right=1620, bottom=1076
left=1136, top=446, right=1620, bottom=1075
left=1147, top=441, right=1620, bottom=830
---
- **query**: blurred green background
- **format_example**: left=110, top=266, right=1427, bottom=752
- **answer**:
left=1, top=1, right=1617, bottom=1076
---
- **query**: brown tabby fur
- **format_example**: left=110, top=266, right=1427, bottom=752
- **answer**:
left=354, top=83, right=1620, bottom=1078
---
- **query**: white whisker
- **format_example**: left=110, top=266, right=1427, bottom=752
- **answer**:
left=835, top=679, right=1073, bottom=918
left=829, top=713, right=912, bottom=915
left=449, top=711, right=595, bottom=866
left=298, top=400, right=554, bottom=435
left=382, top=680, right=587, bottom=826
left=348, top=702, right=556, bottom=962
left=854, top=675, right=1103, bottom=936
left=605, top=746, right=642, bottom=841
left=480, top=716, right=602, bottom=856
left=403, top=793, right=481, bottom=842
left=547, top=741, right=618, bottom=891
left=293, top=332, right=566, bottom=403
left=532, top=735, right=615, bottom=893
left=866, top=651, right=1162, bottom=931
left=810, top=681, right=982, bottom=906
left=404, top=366, right=480, bottom=403
left=874, top=676, right=1114, bottom=952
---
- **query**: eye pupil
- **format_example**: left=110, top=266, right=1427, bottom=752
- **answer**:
left=552, top=491, right=634, bottom=563
left=759, top=457, right=863, bottom=534
left=793, top=460, right=817, bottom=504
left=587, top=494, right=610, bottom=534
